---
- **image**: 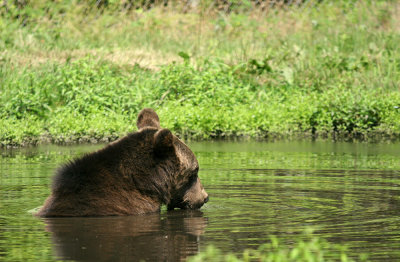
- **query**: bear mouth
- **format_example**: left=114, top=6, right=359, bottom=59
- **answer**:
left=167, top=201, right=189, bottom=210
left=167, top=201, right=204, bottom=210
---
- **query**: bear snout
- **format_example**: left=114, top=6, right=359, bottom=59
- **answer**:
left=168, top=178, right=209, bottom=211
left=201, top=188, right=209, bottom=204
left=177, top=190, right=208, bottom=210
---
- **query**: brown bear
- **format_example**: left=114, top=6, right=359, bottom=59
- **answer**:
left=36, top=108, right=209, bottom=217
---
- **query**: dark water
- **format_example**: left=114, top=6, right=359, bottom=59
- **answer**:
left=1, top=140, right=400, bottom=261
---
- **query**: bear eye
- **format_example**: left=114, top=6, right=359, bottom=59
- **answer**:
left=189, top=173, right=198, bottom=184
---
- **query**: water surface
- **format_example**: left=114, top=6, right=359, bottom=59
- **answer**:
left=1, top=140, right=400, bottom=261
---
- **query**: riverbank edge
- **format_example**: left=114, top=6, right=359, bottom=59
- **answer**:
left=2, top=130, right=399, bottom=148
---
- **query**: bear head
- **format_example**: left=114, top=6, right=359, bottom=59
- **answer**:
left=136, top=108, right=209, bottom=211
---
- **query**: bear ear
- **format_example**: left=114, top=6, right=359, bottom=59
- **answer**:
left=137, top=108, right=161, bottom=130
left=154, top=129, right=175, bottom=157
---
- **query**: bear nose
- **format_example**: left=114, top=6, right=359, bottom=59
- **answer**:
left=204, top=196, right=209, bottom=203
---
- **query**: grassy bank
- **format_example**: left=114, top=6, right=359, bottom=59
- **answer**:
left=1, top=1, right=400, bottom=146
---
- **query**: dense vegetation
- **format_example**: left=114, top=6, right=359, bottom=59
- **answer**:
left=188, top=231, right=368, bottom=262
left=1, top=0, right=399, bottom=146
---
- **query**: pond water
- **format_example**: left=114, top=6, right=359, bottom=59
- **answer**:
left=1, top=140, right=400, bottom=261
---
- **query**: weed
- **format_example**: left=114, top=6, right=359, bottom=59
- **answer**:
left=0, top=1, right=399, bottom=146
left=188, top=230, right=369, bottom=262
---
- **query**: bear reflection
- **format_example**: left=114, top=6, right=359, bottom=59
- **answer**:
left=43, top=210, right=207, bottom=261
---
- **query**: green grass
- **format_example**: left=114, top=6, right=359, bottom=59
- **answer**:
left=188, top=230, right=369, bottom=262
left=1, top=0, right=400, bottom=146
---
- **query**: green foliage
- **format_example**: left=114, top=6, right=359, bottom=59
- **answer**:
left=0, top=0, right=400, bottom=146
left=1, top=55, right=400, bottom=145
left=1, top=58, right=152, bottom=117
left=188, top=230, right=369, bottom=262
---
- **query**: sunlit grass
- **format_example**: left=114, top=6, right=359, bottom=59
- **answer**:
left=188, top=229, right=369, bottom=262
left=0, top=0, right=400, bottom=146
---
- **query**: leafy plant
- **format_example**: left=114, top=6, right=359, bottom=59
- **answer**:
left=188, top=230, right=369, bottom=262
left=0, top=0, right=400, bottom=146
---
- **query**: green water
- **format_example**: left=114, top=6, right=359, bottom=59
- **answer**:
left=1, top=140, right=400, bottom=261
